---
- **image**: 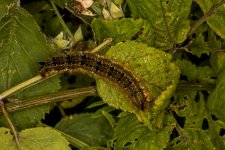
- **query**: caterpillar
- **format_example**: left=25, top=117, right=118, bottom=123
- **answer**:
left=39, top=51, right=151, bottom=110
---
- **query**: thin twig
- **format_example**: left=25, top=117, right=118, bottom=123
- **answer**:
left=177, top=83, right=215, bottom=91
left=187, top=0, right=225, bottom=37
left=90, top=38, right=112, bottom=53
left=0, top=75, right=44, bottom=101
left=0, top=101, right=20, bottom=150
left=0, top=87, right=97, bottom=114
left=50, top=0, right=73, bottom=38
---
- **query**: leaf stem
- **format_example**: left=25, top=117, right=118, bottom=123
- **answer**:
left=0, top=101, right=20, bottom=150
left=90, top=38, right=112, bottom=53
left=0, top=87, right=97, bottom=114
left=187, top=0, right=225, bottom=37
left=50, top=0, right=73, bottom=39
left=0, top=75, right=43, bottom=101
left=177, top=83, right=215, bottom=91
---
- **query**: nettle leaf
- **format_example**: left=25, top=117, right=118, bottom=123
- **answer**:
left=55, top=113, right=113, bottom=146
left=169, top=129, right=215, bottom=149
left=176, top=59, right=197, bottom=81
left=92, top=18, right=143, bottom=44
left=207, top=70, right=225, bottom=122
left=126, top=0, right=192, bottom=49
left=195, top=0, right=225, bottom=39
left=172, top=90, right=207, bottom=128
left=97, top=41, right=180, bottom=128
left=170, top=88, right=225, bottom=148
left=176, top=59, right=215, bottom=84
left=0, top=127, right=70, bottom=150
left=0, top=6, right=60, bottom=129
left=110, top=113, right=175, bottom=150
left=188, top=34, right=211, bottom=57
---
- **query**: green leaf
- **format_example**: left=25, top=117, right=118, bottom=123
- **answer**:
left=169, top=129, right=215, bottom=149
left=126, top=0, right=192, bottom=49
left=97, top=41, right=180, bottom=128
left=0, top=7, right=60, bottom=129
left=0, top=127, right=70, bottom=150
left=195, top=0, right=225, bottom=39
left=0, top=0, right=17, bottom=20
left=55, top=113, right=113, bottom=146
left=176, top=59, right=197, bottom=81
left=210, top=51, right=225, bottom=74
left=92, top=18, right=143, bottom=44
left=176, top=59, right=215, bottom=84
left=189, top=34, right=211, bottom=57
left=171, top=88, right=225, bottom=148
left=207, top=70, right=225, bottom=122
left=110, top=113, right=175, bottom=150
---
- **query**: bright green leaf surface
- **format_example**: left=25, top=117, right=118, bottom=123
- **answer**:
left=126, top=0, right=192, bottom=49
left=55, top=113, right=113, bottom=146
left=207, top=70, right=225, bottom=122
left=0, top=7, right=60, bottom=129
left=97, top=41, right=180, bottom=128
left=0, top=127, right=70, bottom=150
left=195, top=0, right=225, bottom=39
left=92, top=18, right=143, bottom=44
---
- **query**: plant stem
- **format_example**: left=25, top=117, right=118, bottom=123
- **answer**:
left=90, top=38, right=112, bottom=53
left=0, top=75, right=43, bottom=101
left=187, top=0, right=225, bottom=37
left=0, top=87, right=97, bottom=114
left=177, top=83, right=215, bottom=91
left=50, top=0, right=73, bottom=39
left=0, top=101, right=20, bottom=150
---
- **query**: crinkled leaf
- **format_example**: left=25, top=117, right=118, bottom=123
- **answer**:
left=172, top=90, right=207, bottom=128
left=0, top=127, right=70, bottom=150
left=169, top=129, right=215, bottom=149
left=176, top=59, right=197, bottom=81
left=126, top=0, right=192, bottom=49
left=195, top=0, right=225, bottom=39
left=111, top=113, right=175, bottom=150
left=55, top=113, right=113, bottom=146
left=97, top=41, right=180, bottom=128
left=176, top=59, right=215, bottom=84
left=207, top=70, right=225, bottom=122
left=0, top=7, right=60, bottom=129
left=171, top=88, right=225, bottom=148
left=92, top=18, right=143, bottom=44
left=189, top=34, right=211, bottom=57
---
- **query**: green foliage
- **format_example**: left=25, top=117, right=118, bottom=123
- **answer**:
left=97, top=41, right=180, bottom=128
left=0, top=0, right=225, bottom=149
left=0, top=127, right=70, bottom=150
left=207, top=70, right=225, bottom=122
left=0, top=4, right=60, bottom=130
left=126, top=0, right=192, bottom=49
left=55, top=113, right=113, bottom=146
left=110, top=113, right=175, bottom=149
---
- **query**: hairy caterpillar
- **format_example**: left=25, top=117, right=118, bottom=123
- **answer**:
left=39, top=51, right=151, bottom=110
